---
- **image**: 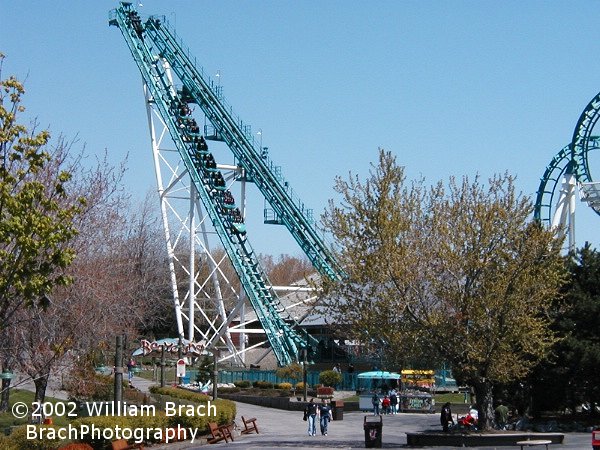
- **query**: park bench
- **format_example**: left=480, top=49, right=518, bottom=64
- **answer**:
left=516, top=439, right=552, bottom=450
left=241, top=416, right=259, bottom=434
left=208, top=421, right=234, bottom=444
left=111, top=439, right=144, bottom=450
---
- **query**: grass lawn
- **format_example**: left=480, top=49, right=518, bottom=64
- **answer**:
left=134, top=367, right=178, bottom=384
left=435, top=392, right=467, bottom=404
left=0, top=389, right=71, bottom=428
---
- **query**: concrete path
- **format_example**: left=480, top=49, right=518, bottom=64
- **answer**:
left=11, top=373, right=70, bottom=401
left=151, top=400, right=591, bottom=450
left=20, top=374, right=593, bottom=449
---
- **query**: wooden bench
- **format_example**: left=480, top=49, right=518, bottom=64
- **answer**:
left=516, top=440, right=552, bottom=450
left=208, top=421, right=234, bottom=444
left=241, top=416, right=259, bottom=434
left=111, top=439, right=144, bottom=450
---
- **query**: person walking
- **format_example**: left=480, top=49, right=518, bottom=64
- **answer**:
left=127, top=359, right=136, bottom=384
left=318, top=399, right=333, bottom=436
left=304, top=398, right=319, bottom=436
left=371, top=392, right=380, bottom=415
left=440, top=402, right=454, bottom=432
left=389, top=389, right=398, bottom=414
left=381, top=395, right=391, bottom=414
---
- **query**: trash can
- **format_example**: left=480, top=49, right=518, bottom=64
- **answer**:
left=364, top=415, right=382, bottom=448
left=593, top=428, right=600, bottom=450
left=332, top=400, right=344, bottom=420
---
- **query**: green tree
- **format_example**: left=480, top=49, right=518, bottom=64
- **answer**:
left=531, top=244, right=600, bottom=415
left=276, top=362, right=303, bottom=383
left=319, top=369, right=342, bottom=388
left=320, top=149, right=566, bottom=429
left=195, top=356, right=213, bottom=385
left=0, top=54, right=84, bottom=409
left=0, top=54, right=83, bottom=327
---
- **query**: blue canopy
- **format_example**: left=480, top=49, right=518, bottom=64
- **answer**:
left=357, top=370, right=401, bottom=380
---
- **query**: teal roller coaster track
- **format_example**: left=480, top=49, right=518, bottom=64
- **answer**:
left=110, top=3, right=344, bottom=366
left=535, top=91, right=600, bottom=251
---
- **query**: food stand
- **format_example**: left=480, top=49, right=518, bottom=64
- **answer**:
left=399, top=369, right=435, bottom=413
left=357, top=371, right=401, bottom=411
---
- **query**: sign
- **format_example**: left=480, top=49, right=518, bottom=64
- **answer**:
left=139, top=339, right=205, bottom=356
left=401, top=369, right=435, bottom=388
left=176, top=358, right=186, bottom=378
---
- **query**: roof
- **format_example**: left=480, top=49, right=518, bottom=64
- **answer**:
left=357, top=370, right=401, bottom=380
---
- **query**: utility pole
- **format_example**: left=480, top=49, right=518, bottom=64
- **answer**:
left=178, top=336, right=183, bottom=385
left=114, top=335, right=123, bottom=403
left=212, top=348, right=219, bottom=400
left=302, top=348, right=308, bottom=402
left=160, top=347, right=166, bottom=388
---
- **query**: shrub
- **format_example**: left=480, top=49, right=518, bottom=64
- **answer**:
left=73, top=414, right=170, bottom=445
left=149, top=386, right=212, bottom=402
left=275, top=382, right=292, bottom=390
left=319, top=370, right=342, bottom=387
left=233, top=380, right=251, bottom=388
left=218, top=386, right=240, bottom=394
left=148, top=385, right=236, bottom=426
left=123, top=387, right=150, bottom=404
left=0, top=425, right=67, bottom=449
left=295, top=381, right=307, bottom=391
left=275, top=363, right=302, bottom=382
left=317, top=386, right=335, bottom=398
left=252, top=380, right=274, bottom=389
left=64, top=368, right=114, bottom=401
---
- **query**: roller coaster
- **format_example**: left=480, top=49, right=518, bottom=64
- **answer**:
left=535, top=92, right=600, bottom=252
left=111, top=1, right=600, bottom=366
left=109, top=3, right=344, bottom=366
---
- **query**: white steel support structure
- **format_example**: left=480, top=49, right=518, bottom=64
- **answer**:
left=143, top=75, right=315, bottom=365
left=144, top=78, right=244, bottom=362
left=551, top=172, right=577, bottom=253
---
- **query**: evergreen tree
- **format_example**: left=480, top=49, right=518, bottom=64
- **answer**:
left=532, top=244, right=600, bottom=415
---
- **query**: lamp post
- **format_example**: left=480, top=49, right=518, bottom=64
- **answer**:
left=160, top=346, right=166, bottom=388
left=301, top=348, right=308, bottom=402
left=0, top=369, right=14, bottom=412
left=0, top=369, right=14, bottom=380
left=177, top=336, right=183, bottom=385
left=114, top=335, right=123, bottom=403
left=212, top=348, right=220, bottom=400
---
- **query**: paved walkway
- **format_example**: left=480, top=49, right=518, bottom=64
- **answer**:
left=20, top=374, right=593, bottom=449
left=150, top=399, right=591, bottom=450
left=12, top=373, right=70, bottom=401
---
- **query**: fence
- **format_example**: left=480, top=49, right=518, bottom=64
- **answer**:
left=178, top=369, right=356, bottom=389
left=161, top=367, right=454, bottom=392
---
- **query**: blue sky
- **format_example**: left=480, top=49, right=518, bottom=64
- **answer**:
left=3, top=0, right=600, bottom=256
